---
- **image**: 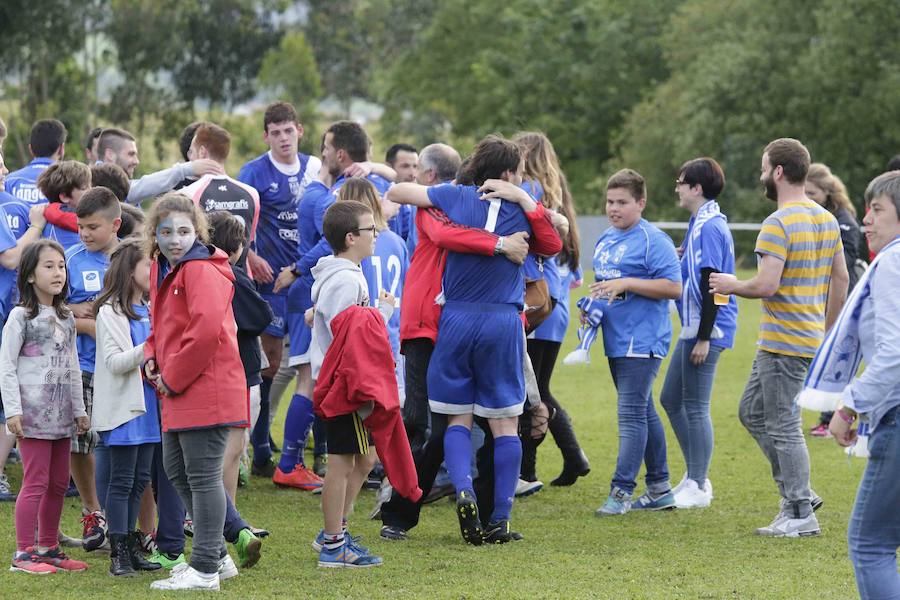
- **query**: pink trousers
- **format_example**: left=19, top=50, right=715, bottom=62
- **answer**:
left=15, top=437, right=71, bottom=550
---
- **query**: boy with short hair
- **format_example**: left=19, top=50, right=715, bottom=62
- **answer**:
left=36, top=160, right=92, bottom=250
left=311, top=201, right=395, bottom=568
left=65, top=186, right=122, bottom=550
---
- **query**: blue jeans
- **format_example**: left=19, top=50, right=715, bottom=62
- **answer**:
left=848, top=406, right=900, bottom=600
left=608, top=357, right=669, bottom=496
left=660, top=340, right=723, bottom=486
left=106, top=443, right=155, bottom=535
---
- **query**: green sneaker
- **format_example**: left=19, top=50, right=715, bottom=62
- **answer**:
left=238, top=462, right=250, bottom=488
left=234, top=528, right=262, bottom=569
left=147, top=550, right=186, bottom=569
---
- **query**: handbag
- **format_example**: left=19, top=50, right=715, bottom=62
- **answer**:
left=524, top=257, right=552, bottom=333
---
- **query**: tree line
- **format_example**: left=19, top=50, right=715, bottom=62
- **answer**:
left=2, top=0, right=898, bottom=226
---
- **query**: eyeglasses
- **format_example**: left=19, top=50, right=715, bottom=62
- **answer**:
left=351, top=225, right=378, bottom=235
left=675, top=179, right=688, bottom=186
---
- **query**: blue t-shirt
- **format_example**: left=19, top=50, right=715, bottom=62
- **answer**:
left=521, top=181, right=561, bottom=298
left=677, top=213, right=738, bottom=349
left=65, top=242, right=110, bottom=372
left=427, top=184, right=532, bottom=308
left=0, top=192, right=30, bottom=238
left=593, top=219, right=681, bottom=358
left=101, top=304, right=161, bottom=446
left=363, top=229, right=409, bottom=357
left=237, top=151, right=319, bottom=294
left=43, top=205, right=82, bottom=251
left=294, top=173, right=394, bottom=295
left=0, top=204, right=18, bottom=328
left=4, top=158, right=53, bottom=204
left=531, top=260, right=582, bottom=343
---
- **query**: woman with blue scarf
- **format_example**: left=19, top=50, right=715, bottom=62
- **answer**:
left=798, top=171, right=900, bottom=600
left=660, top=158, right=738, bottom=509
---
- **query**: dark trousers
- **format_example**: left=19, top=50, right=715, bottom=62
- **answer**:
left=382, top=336, right=497, bottom=530
left=106, top=442, right=155, bottom=535
left=527, top=339, right=585, bottom=463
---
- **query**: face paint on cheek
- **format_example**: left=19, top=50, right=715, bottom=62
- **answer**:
left=156, top=214, right=197, bottom=263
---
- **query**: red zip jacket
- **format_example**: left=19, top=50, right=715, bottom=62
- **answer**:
left=400, top=201, right=563, bottom=345
left=144, top=243, right=249, bottom=432
left=314, top=305, right=422, bottom=503
left=44, top=202, right=78, bottom=231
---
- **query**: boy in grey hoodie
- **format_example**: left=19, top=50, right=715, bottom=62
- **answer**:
left=310, top=200, right=394, bottom=568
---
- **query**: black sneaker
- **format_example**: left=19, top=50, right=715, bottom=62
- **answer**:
left=251, top=459, right=276, bottom=478
left=379, top=525, right=408, bottom=541
left=81, top=510, right=107, bottom=552
left=455, top=490, right=483, bottom=546
left=483, top=520, right=523, bottom=544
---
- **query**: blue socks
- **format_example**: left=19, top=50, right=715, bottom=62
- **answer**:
left=278, top=394, right=315, bottom=472
left=490, top=435, right=522, bottom=523
left=443, top=425, right=474, bottom=495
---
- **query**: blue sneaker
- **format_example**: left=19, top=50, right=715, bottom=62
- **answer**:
left=317, top=541, right=382, bottom=568
left=595, top=489, right=632, bottom=516
left=631, top=490, right=676, bottom=511
left=311, top=530, right=367, bottom=553
left=0, top=474, right=16, bottom=502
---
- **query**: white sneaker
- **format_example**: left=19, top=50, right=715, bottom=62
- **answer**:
left=673, top=478, right=711, bottom=509
left=754, top=512, right=820, bottom=538
left=150, top=564, right=220, bottom=591
left=671, top=473, right=688, bottom=496
left=705, top=479, right=713, bottom=500
left=218, top=554, right=238, bottom=580
left=515, top=479, right=543, bottom=498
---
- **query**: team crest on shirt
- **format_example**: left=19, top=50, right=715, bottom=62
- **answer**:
left=82, top=271, right=102, bottom=292
left=288, top=176, right=301, bottom=200
left=269, top=182, right=279, bottom=192
left=612, top=244, right=627, bottom=264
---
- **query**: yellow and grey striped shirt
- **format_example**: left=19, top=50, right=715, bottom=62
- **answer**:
left=755, top=199, right=843, bottom=358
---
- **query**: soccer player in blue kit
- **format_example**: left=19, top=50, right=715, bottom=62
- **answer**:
left=271, top=121, right=396, bottom=489
left=237, top=102, right=321, bottom=478
left=386, top=135, right=562, bottom=544
left=5, top=118, right=67, bottom=205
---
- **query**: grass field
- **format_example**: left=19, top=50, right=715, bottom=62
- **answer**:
left=0, top=277, right=868, bottom=599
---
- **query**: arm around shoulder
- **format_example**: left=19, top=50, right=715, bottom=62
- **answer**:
left=97, top=305, right=145, bottom=375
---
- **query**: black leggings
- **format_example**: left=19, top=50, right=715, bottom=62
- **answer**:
left=525, top=339, right=584, bottom=463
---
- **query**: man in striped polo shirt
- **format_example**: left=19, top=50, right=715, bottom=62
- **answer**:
left=710, top=138, right=849, bottom=538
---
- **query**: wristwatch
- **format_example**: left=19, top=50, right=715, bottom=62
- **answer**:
left=493, top=236, right=504, bottom=256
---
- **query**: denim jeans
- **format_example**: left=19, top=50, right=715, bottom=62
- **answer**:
left=660, top=340, right=723, bottom=486
left=608, top=357, right=669, bottom=496
left=106, top=443, right=155, bottom=535
left=162, top=427, right=228, bottom=574
left=738, top=350, right=813, bottom=518
left=848, top=406, right=900, bottom=600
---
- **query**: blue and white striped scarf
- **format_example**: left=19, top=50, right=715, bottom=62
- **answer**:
left=796, top=237, right=900, bottom=412
left=679, top=200, right=726, bottom=340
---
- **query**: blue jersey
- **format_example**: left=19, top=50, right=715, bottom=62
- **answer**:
left=677, top=214, right=738, bottom=349
left=101, top=304, right=161, bottom=445
left=363, top=229, right=409, bottom=357
left=427, top=184, right=532, bottom=308
left=66, top=242, right=111, bottom=372
left=0, top=204, right=18, bottom=328
left=295, top=173, right=394, bottom=284
left=531, top=260, right=582, bottom=343
left=44, top=205, right=82, bottom=251
left=593, top=218, right=681, bottom=358
left=237, top=151, right=321, bottom=294
left=521, top=180, right=560, bottom=298
left=5, top=158, right=54, bottom=204
left=0, top=192, right=30, bottom=238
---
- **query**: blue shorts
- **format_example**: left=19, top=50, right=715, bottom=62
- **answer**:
left=427, top=302, right=525, bottom=418
left=261, top=292, right=286, bottom=338
left=286, top=277, right=313, bottom=365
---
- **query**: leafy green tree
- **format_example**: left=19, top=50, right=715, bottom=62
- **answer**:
left=257, top=31, right=323, bottom=117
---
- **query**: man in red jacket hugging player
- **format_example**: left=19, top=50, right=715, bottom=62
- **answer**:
left=308, top=200, right=422, bottom=569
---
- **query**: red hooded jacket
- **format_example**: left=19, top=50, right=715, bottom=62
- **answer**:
left=144, top=243, right=249, bottom=432
left=314, top=305, right=422, bottom=503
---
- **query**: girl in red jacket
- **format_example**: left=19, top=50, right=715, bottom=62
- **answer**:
left=142, top=193, right=248, bottom=591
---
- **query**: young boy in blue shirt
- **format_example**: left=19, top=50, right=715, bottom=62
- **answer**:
left=590, top=169, right=683, bottom=516
left=65, top=186, right=122, bottom=549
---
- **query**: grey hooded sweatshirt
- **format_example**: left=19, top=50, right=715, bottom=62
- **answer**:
left=309, top=256, right=394, bottom=381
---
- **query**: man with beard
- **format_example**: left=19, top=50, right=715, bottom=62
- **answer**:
left=97, top=128, right=223, bottom=205
left=710, top=138, right=849, bottom=538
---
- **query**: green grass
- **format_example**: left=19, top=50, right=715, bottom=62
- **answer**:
left=0, top=276, right=867, bottom=599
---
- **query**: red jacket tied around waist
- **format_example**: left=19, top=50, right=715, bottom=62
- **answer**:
left=314, top=304, right=422, bottom=503
left=144, top=244, right=249, bottom=432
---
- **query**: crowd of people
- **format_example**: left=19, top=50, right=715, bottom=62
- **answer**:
left=0, top=104, right=898, bottom=597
